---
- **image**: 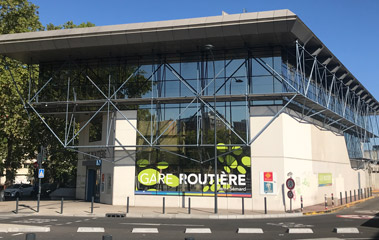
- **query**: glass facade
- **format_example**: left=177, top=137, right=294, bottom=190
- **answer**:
left=37, top=46, right=379, bottom=196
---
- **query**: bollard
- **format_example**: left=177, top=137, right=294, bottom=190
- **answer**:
left=361, top=188, right=363, bottom=199
left=331, top=193, right=334, bottom=208
left=340, top=192, right=343, bottom=205
left=264, top=197, right=267, bottom=214
left=163, top=197, right=165, bottom=214
left=358, top=189, right=361, bottom=200
left=182, top=192, right=185, bottom=208
left=102, top=234, right=112, bottom=240
left=345, top=191, right=348, bottom=204
left=370, top=187, right=372, bottom=197
left=365, top=188, right=367, bottom=198
left=290, top=198, right=292, bottom=213
left=324, top=194, right=328, bottom=210
left=37, top=193, right=40, bottom=212
left=16, top=197, right=19, bottom=214
left=25, top=233, right=36, bottom=240
left=126, top=196, right=129, bottom=214
left=300, top=195, right=303, bottom=212
left=188, top=197, right=191, bottom=214
left=61, top=197, right=64, bottom=214
left=241, top=197, right=244, bottom=215
left=354, top=189, right=356, bottom=201
left=350, top=190, right=352, bottom=203
left=91, top=196, right=94, bottom=214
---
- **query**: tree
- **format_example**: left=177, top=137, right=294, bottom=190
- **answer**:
left=46, top=20, right=95, bottom=31
left=0, top=0, right=43, bottom=185
left=0, top=0, right=95, bottom=186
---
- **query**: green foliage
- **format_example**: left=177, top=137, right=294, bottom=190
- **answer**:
left=0, top=0, right=43, bottom=34
left=0, top=0, right=42, bottom=184
left=45, top=20, right=95, bottom=31
left=0, top=0, right=94, bottom=186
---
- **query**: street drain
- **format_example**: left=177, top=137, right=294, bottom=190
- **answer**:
left=105, top=213, right=126, bottom=218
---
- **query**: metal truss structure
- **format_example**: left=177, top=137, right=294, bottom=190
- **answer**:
left=4, top=42, right=379, bottom=165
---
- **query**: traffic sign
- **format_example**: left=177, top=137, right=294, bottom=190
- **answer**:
left=286, top=178, right=295, bottom=190
left=38, top=169, right=45, bottom=178
left=287, top=190, right=294, bottom=199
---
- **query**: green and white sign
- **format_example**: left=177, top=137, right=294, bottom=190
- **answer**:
left=318, top=173, right=332, bottom=187
left=135, top=144, right=252, bottom=197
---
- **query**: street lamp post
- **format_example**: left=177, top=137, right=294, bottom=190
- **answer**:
left=205, top=44, right=217, bottom=214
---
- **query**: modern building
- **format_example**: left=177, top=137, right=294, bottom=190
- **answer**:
left=0, top=10, right=378, bottom=211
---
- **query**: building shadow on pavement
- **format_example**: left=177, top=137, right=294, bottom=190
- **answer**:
left=361, top=212, right=379, bottom=239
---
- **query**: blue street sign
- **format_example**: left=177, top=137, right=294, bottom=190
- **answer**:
left=38, top=169, right=45, bottom=178
left=96, top=159, right=102, bottom=166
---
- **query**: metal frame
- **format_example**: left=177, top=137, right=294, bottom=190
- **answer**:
left=4, top=43, right=379, bottom=166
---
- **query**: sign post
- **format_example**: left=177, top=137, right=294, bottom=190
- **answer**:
left=37, top=146, right=46, bottom=213
left=286, top=177, right=295, bottom=212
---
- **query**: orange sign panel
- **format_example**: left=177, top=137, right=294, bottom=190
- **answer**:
left=264, top=172, right=273, bottom=181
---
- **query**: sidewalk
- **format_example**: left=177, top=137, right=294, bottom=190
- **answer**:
left=302, top=193, right=377, bottom=215
left=0, top=200, right=302, bottom=219
left=0, top=194, right=375, bottom=219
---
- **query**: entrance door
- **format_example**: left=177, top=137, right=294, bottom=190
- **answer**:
left=86, top=169, right=96, bottom=202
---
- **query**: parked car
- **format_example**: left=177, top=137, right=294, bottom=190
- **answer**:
left=41, top=183, right=57, bottom=198
left=4, top=184, right=34, bottom=200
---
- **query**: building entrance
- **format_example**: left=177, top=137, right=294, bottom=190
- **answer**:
left=86, top=168, right=100, bottom=202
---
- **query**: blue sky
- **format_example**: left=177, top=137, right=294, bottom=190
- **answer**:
left=33, top=0, right=379, bottom=99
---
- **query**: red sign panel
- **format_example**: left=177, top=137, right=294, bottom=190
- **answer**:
left=264, top=172, right=273, bottom=181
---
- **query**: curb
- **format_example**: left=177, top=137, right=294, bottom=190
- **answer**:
left=303, top=196, right=375, bottom=216
left=0, top=212, right=304, bottom=220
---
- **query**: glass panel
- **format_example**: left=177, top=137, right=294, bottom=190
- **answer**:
left=89, top=115, right=102, bottom=142
left=252, top=57, right=273, bottom=76
left=252, top=76, right=274, bottom=94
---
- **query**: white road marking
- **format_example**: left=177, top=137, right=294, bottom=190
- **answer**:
left=77, top=227, right=105, bottom=233
left=75, top=220, right=82, bottom=223
left=11, top=233, right=23, bottom=236
left=65, top=222, right=72, bottom=224
left=12, top=219, right=58, bottom=224
left=295, top=238, right=373, bottom=240
left=333, top=227, right=360, bottom=234
left=237, top=228, right=264, bottom=234
left=121, top=223, right=204, bottom=227
left=336, top=214, right=376, bottom=219
left=287, top=228, right=314, bottom=234
left=0, top=225, right=50, bottom=233
left=267, top=222, right=314, bottom=228
left=132, top=228, right=159, bottom=233
left=185, top=228, right=212, bottom=234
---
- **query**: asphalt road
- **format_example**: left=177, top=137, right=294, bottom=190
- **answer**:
left=0, top=197, right=378, bottom=240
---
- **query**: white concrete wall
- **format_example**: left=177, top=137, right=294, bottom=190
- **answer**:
left=111, top=111, right=137, bottom=205
left=250, top=109, right=369, bottom=211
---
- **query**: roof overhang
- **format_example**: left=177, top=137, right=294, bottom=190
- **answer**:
left=0, top=9, right=377, bottom=109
